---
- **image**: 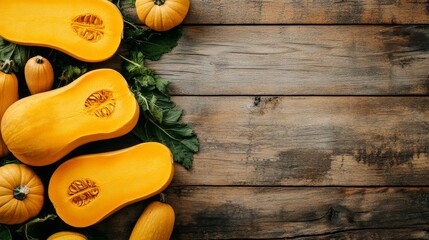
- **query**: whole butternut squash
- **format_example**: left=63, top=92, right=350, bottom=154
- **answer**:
left=0, top=60, right=19, bottom=157
left=1, top=69, right=139, bottom=166
left=24, top=55, right=54, bottom=94
left=48, top=142, right=174, bottom=227
left=0, top=163, right=44, bottom=225
left=130, top=200, right=175, bottom=240
left=47, top=231, right=88, bottom=240
left=0, top=0, right=123, bottom=62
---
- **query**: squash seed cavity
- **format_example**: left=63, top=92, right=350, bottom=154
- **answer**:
left=71, top=14, right=104, bottom=42
left=68, top=179, right=99, bottom=207
left=85, top=90, right=116, bottom=118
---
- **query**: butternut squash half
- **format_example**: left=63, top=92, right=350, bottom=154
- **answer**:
left=48, top=142, right=174, bottom=227
left=1, top=69, right=139, bottom=166
left=0, top=0, right=123, bottom=62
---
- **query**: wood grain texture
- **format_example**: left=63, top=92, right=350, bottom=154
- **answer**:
left=92, top=3, right=429, bottom=240
left=123, top=0, right=429, bottom=24
left=139, top=25, right=429, bottom=95
left=167, top=187, right=429, bottom=239
left=170, top=96, right=429, bottom=186
left=93, top=187, right=429, bottom=239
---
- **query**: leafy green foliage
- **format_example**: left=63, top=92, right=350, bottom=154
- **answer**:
left=0, top=1, right=198, bottom=238
left=0, top=225, right=12, bottom=240
left=0, top=37, right=87, bottom=96
left=16, top=214, right=57, bottom=240
left=0, top=214, right=57, bottom=240
left=124, top=28, right=182, bottom=61
left=122, top=50, right=199, bottom=169
left=0, top=38, right=29, bottom=72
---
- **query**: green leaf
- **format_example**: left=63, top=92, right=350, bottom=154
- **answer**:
left=122, top=19, right=182, bottom=61
left=123, top=49, right=199, bottom=169
left=138, top=28, right=182, bottom=61
left=0, top=38, right=30, bottom=71
left=0, top=225, right=12, bottom=240
left=16, top=214, right=57, bottom=240
left=133, top=107, right=199, bottom=169
left=148, top=95, right=164, bottom=123
left=155, top=76, right=170, bottom=96
left=57, top=65, right=87, bottom=86
left=163, top=108, right=183, bottom=125
left=0, top=158, right=21, bottom=166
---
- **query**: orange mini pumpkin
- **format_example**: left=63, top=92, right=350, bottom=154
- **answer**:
left=0, top=60, right=19, bottom=157
left=135, top=0, right=190, bottom=32
left=24, top=55, right=54, bottom=95
left=0, top=163, right=44, bottom=224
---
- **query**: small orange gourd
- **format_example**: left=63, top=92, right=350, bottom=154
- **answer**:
left=0, top=163, right=44, bottom=225
left=0, top=0, right=123, bottom=62
left=24, top=55, right=54, bottom=94
left=0, top=60, right=19, bottom=157
left=48, top=142, right=174, bottom=227
left=1, top=69, right=139, bottom=166
left=47, top=231, right=88, bottom=240
left=129, top=199, right=175, bottom=240
left=135, top=0, right=190, bottom=32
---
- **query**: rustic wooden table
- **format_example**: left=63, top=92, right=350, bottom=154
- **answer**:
left=94, top=0, right=429, bottom=239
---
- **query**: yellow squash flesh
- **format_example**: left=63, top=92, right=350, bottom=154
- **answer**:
left=48, top=142, right=175, bottom=227
left=0, top=0, right=123, bottom=62
left=1, top=69, right=139, bottom=166
left=0, top=60, right=19, bottom=158
left=47, top=231, right=88, bottom=240
left=130, top=201, right=175, bottom=240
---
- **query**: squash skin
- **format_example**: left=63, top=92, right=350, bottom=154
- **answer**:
left=48, top=142, right=175, bottom=227
left=130, top=201, right=175, bottom=240
left=24, top=55, right=54, bottom=95
left=1, top=69, right=139, bottom=166
left=0, top=163, right=44, bottom=225
left=47, top=231, right=88, bottom=240
left=0, top=0, right=123, bottom=62
left=135, top=0, right=190, bottom=32
left=0, top=61, right=19, bottom=157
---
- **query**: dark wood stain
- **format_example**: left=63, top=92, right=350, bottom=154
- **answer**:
left=274, top=150, right=332, bottom=182
left=251, top=96, right=280, bottom=115
left=333, top=0, right=364, bottom=23
left=427, top=1, right=429, bottom=14
left=325, top=205, right=355, bottom=224
left=377, top=0, right=398, bottom=5
left=174, top=203, right=258, bottom=238
left=380, top=26, right=429, bottom=67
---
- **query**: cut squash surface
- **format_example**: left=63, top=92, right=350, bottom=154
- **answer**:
left=1, top=69, right=139, bottom=166
left=48, top=142, right=175, bottom=227
left=0, top=0, right=123, bottom=62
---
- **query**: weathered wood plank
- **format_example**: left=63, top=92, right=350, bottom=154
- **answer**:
left=138, top=25, right=429, bottom=95
left=93, top=187, right=429, bottom=239
left=123, top=0, right=429, bottom=24
left=169, top=96, right=429, bottom=186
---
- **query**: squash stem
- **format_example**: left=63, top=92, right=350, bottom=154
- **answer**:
left=123, top=19, right=140, bottom=30
left=160, top=193, right=167, bottom=203
left=0, top=59, right=14, bottom=74
left=153, top=0, right=165, bottom=6
left=118, top=54, right=141, bottom=67
left=13, top=184, right=30, bottom=201
left=35, top=56, right=44, bottom=64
